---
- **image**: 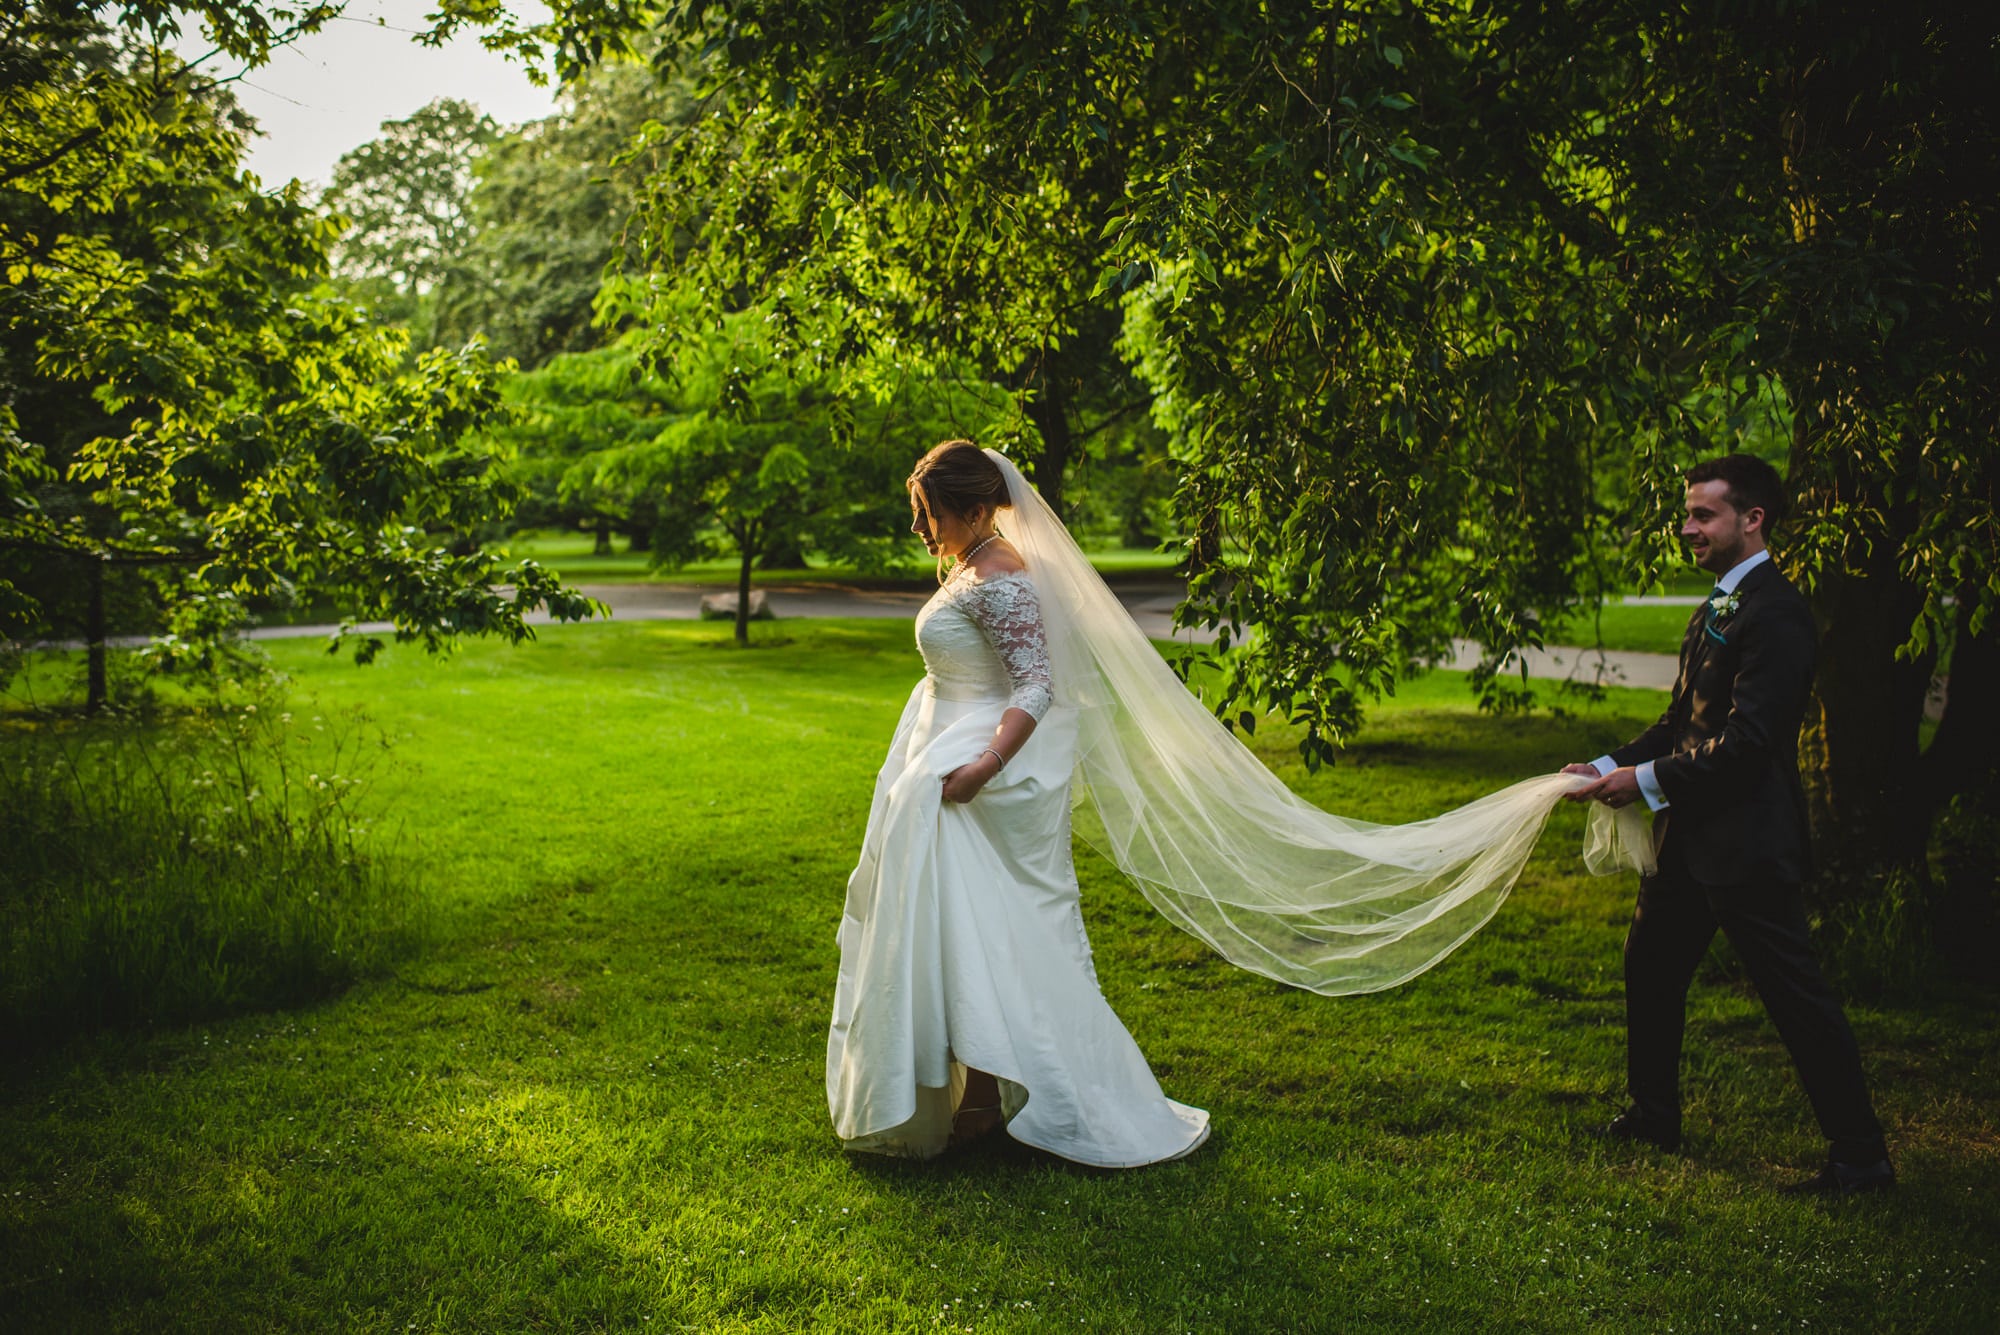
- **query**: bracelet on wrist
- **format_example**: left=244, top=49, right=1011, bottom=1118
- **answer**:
left=980, top=747, right=1006, bottom=770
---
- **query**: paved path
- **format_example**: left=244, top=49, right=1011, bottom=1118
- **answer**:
left=207, top=580, right=1683, bottom=693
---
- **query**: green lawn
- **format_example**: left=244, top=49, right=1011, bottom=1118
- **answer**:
left=2, top=621, right=1992, bottom=1332
left=1548, top=601, right=1697, bottom=657
left=502, top=531, right=1182, bottom=585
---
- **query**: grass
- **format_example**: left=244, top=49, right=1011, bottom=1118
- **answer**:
left=1547, top=602, right=1696, bottom=657
left=0, top=697, right=420, bottom=1054
left=502, top=531, right=1183, bottom=585
left=1, top=620, right=1993, bottom=1332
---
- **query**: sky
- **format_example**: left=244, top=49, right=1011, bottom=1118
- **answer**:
left=173, top=1, right=562, bottom=190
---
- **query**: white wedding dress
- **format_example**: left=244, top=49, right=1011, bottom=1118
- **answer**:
left=826, top=564, right=1212, bottom=1166
left=826, top=449, right=1651, bottom=1168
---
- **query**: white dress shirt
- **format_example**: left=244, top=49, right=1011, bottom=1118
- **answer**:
left=1592, top=549, right=1772, bottom=811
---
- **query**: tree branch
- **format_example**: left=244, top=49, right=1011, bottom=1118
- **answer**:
left=0, top=124, right=108, bottom=188
left=1073, top=395, right=1158, bottom=445
left=0, top=533, right=210, bottom=565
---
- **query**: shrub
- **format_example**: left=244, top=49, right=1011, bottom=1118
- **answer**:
left=0, top=695, right=422, bottom=1055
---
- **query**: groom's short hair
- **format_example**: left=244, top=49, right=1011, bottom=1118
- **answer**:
left=1687, top=453, right=1788, bottom=536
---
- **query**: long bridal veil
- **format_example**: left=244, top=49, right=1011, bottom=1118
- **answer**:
left=986, top=448, right=1653, bottom=996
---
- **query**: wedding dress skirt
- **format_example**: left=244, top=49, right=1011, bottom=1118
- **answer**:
left=827, top=678, right=1211, bottom=1167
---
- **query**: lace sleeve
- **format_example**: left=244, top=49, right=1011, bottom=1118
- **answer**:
left=963, top=573, right=1054, bottom=721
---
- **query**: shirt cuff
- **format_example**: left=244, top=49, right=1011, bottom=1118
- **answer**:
left=1635, top=760, right=1670, bottom=811
left=1589, top=755, right=1617, bottom=777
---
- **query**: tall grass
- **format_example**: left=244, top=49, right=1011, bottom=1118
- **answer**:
left=0, top=694, right=421, bottom=1054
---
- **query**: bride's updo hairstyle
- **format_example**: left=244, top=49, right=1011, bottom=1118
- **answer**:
left=909, top=440, right=1013, bottom=583
left=908, top=439, right=1009, bottom=527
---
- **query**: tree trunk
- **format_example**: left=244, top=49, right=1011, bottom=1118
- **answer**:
left=1923, top=589, right=2000, bottom=810
left=1924, top=591, right=2000, bottom=970
left=1023, top=360, right=1072, bottom=520
left=593, top=516, right=614, bottom=557
left=734, top=519, right=758, bottom=648
left=1801, top=560, right=1935, bottom=890
left=85, top=554, right=107, bottom=713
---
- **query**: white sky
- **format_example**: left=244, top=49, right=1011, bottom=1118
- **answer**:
left=173, top=1, right=561, bottom=190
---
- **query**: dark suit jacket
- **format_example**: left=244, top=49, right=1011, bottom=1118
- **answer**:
left=1610, top=559, right=1817, bottom=885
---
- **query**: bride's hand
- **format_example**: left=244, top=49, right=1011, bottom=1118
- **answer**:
left=941, top=755, right=1002, bottom=804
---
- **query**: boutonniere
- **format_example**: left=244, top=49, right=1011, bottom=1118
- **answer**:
left=1703, top=589, right=1742, bottom=644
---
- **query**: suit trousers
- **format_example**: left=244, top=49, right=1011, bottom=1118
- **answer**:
left=1624, top=836, right=1886, bottom=1164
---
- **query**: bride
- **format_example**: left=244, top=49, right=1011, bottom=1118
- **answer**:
left=826, top=441, right=1649, bottom=1167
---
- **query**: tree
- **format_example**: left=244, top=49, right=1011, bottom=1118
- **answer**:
left=433, top=60, right=693, bottom=370
left=1700, top=10, right=1999, bottom=942
left=320, top=97, right=498, bottom=347
left=1, top=3, right=595, bottom=708
left=483, top=337, right=681, bottom=555
left=539, top=3, right=1174, bottom=519
left=545, top=320, right=1007, bottom=645
left=456, top=0, right=1634, bottom=713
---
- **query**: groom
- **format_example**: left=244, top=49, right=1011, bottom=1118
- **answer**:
left=1563, top=454, right=1892, bottom=1195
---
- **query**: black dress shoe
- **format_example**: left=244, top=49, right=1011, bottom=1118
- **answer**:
left=1591, top=1109, right=1681, bottom=1153
left=1780, top=1158, right=1896, bottom=1196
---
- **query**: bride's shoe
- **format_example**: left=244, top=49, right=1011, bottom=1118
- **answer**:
left=948, top=1103, right=1005, bottom=1148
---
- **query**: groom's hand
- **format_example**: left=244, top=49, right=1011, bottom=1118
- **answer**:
left=1568, top=766, right=1642, bottom=808
left=1559, top=762, right=1601, bottom=802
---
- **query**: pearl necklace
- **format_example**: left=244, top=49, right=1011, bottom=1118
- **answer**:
left=957, top=531, right=1001, bottom=564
